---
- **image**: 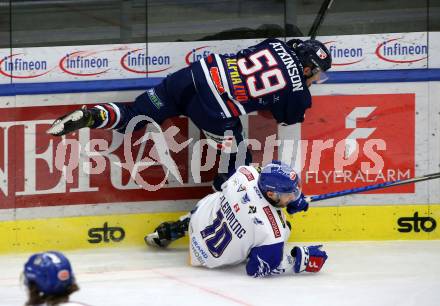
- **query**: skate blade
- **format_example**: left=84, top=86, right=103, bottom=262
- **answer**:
left=46, top=110, right=84, bottom=135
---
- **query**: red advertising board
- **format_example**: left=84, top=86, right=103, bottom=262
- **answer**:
left=301, top=93, right=415, bottom=195
left=0, top=105, right=280, bottom=210
left=0, top=94, right=416, bottom=210
left=0, top=105, right=214, bottom=209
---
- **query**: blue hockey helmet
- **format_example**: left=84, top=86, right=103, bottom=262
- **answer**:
left=23, top=251, right=74, bottom=295
left=257, top=161, right=302, bottom=200
left=288, top=39, right=332, bottom=74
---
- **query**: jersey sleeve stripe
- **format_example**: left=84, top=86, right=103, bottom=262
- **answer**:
left=106, top=102, right=121, bottom=129
left=214, top=54, right=232, bottom=97
left=199, top=58, right=232, bottom=118
left=214, top=54, right=246, bottom=115
left=226, top=99, right=240, bottom=117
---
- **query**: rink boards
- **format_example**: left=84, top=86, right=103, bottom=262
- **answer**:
left=1, top=204, right=439, bottom=253
left=0, top=82, right=438, bottom=253
left=0, top=32, right=440, bottom=253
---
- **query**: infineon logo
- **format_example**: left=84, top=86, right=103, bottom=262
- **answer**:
left=375, top=37, right=428, bottom=63
left=59, top=50, right=111, bottom=76
left=184, top=46, right=236, bottom=66
left=325, top=41, right=364, bottom=66
left=185, top=46, right=212, bottom=65
left=120, top=48, right=173, bottom=74
left=0, top=53, right=54, bottom=78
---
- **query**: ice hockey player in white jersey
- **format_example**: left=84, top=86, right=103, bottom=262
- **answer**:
left=23, top=251, right=86, bottom=306
left=145, top=160, right=328, bottom=277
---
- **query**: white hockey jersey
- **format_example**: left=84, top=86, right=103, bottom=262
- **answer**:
left=189, top=166, right=296, bottom=277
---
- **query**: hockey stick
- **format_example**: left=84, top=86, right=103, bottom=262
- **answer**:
left=308, top=0, right=334, bottom=39
left=305, top=172, right=440, bottom=203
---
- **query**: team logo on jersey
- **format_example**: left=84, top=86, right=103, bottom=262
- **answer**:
left=248, top=206, right=257, bottom=214
left=233, top=203, right=240, bottom=213
left=241, top=193, right=250, bottom=204
left=253, top=217, right=264, bottom=225
left=146, top=88, right=164, bottom=109
left=237, top=184, right=246, bottom=192
left=316, top=48, right=328, bottom=59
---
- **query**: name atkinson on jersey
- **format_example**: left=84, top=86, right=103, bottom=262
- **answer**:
left=269, top=42, right=304, bottom=93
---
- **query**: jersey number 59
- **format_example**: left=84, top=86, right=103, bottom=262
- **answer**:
left=237, top=49, right=286, bottom=98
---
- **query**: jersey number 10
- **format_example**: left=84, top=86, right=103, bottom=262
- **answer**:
left=200, top=209, right=232, bottom=258
left=237, top=49, right=286, bottom=98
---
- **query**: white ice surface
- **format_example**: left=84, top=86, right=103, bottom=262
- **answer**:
left=1, top=241, right=439, bottom=306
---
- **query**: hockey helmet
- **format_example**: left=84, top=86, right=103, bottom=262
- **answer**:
left=257, top=161, right=302, bottom=200
left=288, top=39, right=332, bottom=76
left=23, top=251, right=74, bottom=295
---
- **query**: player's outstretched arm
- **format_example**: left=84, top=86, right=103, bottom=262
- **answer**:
left=246, top=242, right=285, bottom=277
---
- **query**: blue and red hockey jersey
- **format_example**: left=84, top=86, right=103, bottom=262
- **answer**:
left=190, top=38, right=312, bottom=125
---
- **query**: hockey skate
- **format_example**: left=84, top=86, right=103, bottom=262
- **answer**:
left=46, top=106, right=103, bottom=136
left=145, top=217, right=190, bottom=248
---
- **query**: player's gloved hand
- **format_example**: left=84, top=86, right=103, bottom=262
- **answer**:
left=292, top=245, right=328, bottom=273
left=286, top=193, right=309, bottom=215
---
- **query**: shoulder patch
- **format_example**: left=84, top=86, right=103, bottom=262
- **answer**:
left=237, top=184, right=246, bottom=192
left=241, top=193, right=250, bottom=204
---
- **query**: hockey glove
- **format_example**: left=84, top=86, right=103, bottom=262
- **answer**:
left=292, top=245, right=328, bottom=273
left=286, top=193, right=309, bottom=215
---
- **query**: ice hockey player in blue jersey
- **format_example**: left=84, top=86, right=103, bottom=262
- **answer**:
left=23, top=251, right=84, bottom=306
left=144, top=161, right=328, bottom=277
left=47, top=38, right=332, bottom=190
